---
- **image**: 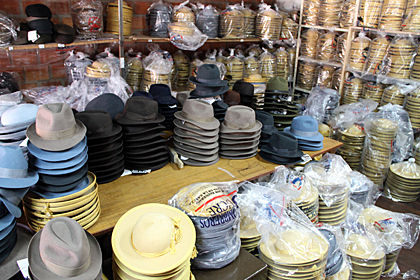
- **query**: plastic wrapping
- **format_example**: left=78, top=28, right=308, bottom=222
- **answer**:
left=274, top=47, right=290, bottom=80
left=316, top=32, right=338, bottom=61
left=362, top=82, right=384, bottom=104
left=245, top=44, right=263, bottom=57
left=173, top=0, right=195, bottom=22
left=317, top=0, right=343, bottom=27
left=302, top=0, right=320, bottom=25
left=255, top=3, right=283, bottom=41
left=141, top=50, right=173, bottom=92
left=125, top=52, right=143, bottom=92
left=0, top=12, right=16, bottom=46
left=303, top=86, right=340, bottom=124
left=0, top=72, right=20, bottom=94
left=331, top=68, right=343, bottom=91
left=341, top=77, right=365, bottom=105
left=168, top=181, right=240, bottom=269
left=300, top=29, right=320, bottom=59
left=188, top=56, right=203, bottom=91
left=348, top=171, right=380, bottom=206
left=296, top=61, right=316, bottom=90
left=349, top=33, right=371, bottom=71
left=168, top=22, right=207, bottom=51
left=336, top=33, right=347, bottom=64
left=330, top=99, right=378, bottom=132
left=146, top=0, right=173, bottom=38
left=403, top=0, right=420, bottom=32
left=219, top=5, right=244, bottom=39
left=225, top=49, right=244, bottom=89
left=405, top=87, right=420, bottom=130
left=415, top=137, right=420, bottom=163
left=244, top=52, right=260, bottom=76
left=172, top=50, right=190, bottom=88
left=259, top=48, right=277, bottom=82
left=64, top=51, right=93, bottom=85
left=378, top=0, right=406, bottom=31
left=336, top=124, right=367, bottom=170
left=365, top=35, right=390, bottom=75
left=313, top=65, right=336, bottom=88
left=240, top=4, right=256, bottom=38
left=280, top=18, right=298, bottom=42
left=340, top=0, right=357, bottom=28
left=411, top=54, right=420, bottom=80
left=287, top=47, right=297, bottom=81
left=383, top=37, right=416, bottom=79
left=380, top=84, right=407, bottom=106
left=195, top=4, right=219, bottom=38
left=359, top=0, right=384, bottom=28
left=71, top=0, right=103, bottom=39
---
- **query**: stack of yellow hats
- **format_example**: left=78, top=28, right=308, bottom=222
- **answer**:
left=314, top=65, right=335, bottom=88
left=300, top=29, right=320, bottom=59
left=173, top=6, right=195, bottom=22
left=411, top=54, right=420, bottom=80
left=23, top=172, right=100, bottom=232
left=255, top=8, right=282, bottom=40
left=297, top=61, right=317, bottom=90
left=337, top=125, right=366, bottom=170
left=239, top=215, right=261, bottom=255
left=106, top=1, right=133, bottom=35
left=378, top=0, right=405, bottom=30
left=341, top=77, right=364, bottom=105
left=403, top=0, right=420, bottom=31
left=245, top=54, right=260, bottom=76
left=302, top=0, right=321, bottom=25
left=274, top=48, right=290, bottom=81
left=172, top=50, right=190, bottom=88
left=317, top=0, right=343, bottom=27
left=259, top=51, right=277, bottom=83
left=219, top=7, right=244, bottom=39
left=259, top=228, right=329, bottom=279
left=112, top=203, right=197, bottom=280
left=281, top=18, right=298, bottom=41
left=331, top=68, right=343, bottom=90
left=405, top=88, right=420, bottom=129
left=359, top=0, right=383, bottom=28
left=362, top=82, right=384, bottom=104
left=387, top=38, right=416, bottom=79
left=318, top=185, right=349, bottom=226
left=349, top=35, right=371, bottom=71
left=316, top=32, right=337, bottom=61
left=86, top=60, right=112, bottom=79
left=380, top=84, right=406, bottom=107
left=226, top=53, right=245, bottom=89
left=242, top=7, right=256, bottom=38
left=336, top=34, right=347, bottom=63
left=126, top=57, right=143, bottom=92
left=365, top=36, right=390, bottom=74
left=339, top=0, right=357, bottom=28
left=141, top=70, right=171, bottom=92
left=293, top=182, right=319, bottom=224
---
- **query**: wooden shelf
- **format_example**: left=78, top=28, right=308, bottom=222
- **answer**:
left=127, top=35, right=264, bottom=44
left=301, top=25, right=349, bottom=33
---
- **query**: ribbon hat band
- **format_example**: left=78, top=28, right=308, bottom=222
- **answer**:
left=289, top=127, right=319, bottom=138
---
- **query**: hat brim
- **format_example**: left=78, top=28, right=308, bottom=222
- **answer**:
left=219, top=151, right=258, bottom=160
left=174, top=112, right=220, bottom=131
left=0, top=129, right=26, bottom=141
left=87, top=124, right=122, bottom=140
left=219, top=140, right=259, bottom=151
left=89, top=153, right=125, bottom=172
left=27, top=137, right=87, bottom=162
left=93, top=159, right=125, bottom=177
left=89, top=140, right=123, bottom=155
left=125, top=154, right=168, bottom=167
left=174, top=141, right=219, bottom=156
left=26, top=120, right=87, bottom=152
left=28, top=225, right=102, bottom=280
left=219, top=146, right=258, bottom=157
left=220, top=120, right=262, bottom=134
left=125, top=158, right=169, bottom=172
left=30, top=176, right=90, bottom=199
left=123, top=131, right=165, bottom=142
left=299, top=144, right=324, bottom=151
left=174, top=127, right=218, bottom=144
left=125, top=149, right=168, bottom=161
left=35, top=173, right=88, bottom=192
left=219, top=131, right=261, bottom=141
left=29, top=146, right=88, bottom=170
left=123, top=145, right=167, bottom=156
left=259, top=151, right=303, bottom=165
left=283, top=127, right=324, bottom=142
left=173, top=119, right=219, bottom=137
left=0, top=169, right=39, bottom=189
left=37, top=164, right=88, bottom=186
left=32, top=155, right=88, bottom=175
left=189, top=77, right=228, bottom=87
left=260, top=145, right=304, bottom=159
left=114, top=113, right=165, bottom=125
left=96, top=166, right=124, bottom=184
left=173, top=136, right=219, bottom=150
left=175, top=147, right=218, bottom=162
left=123, top=137, right=166, bottom=149
left=189, top=85, right=230, bottom=98
left=0, top=119, right=35, bottom=135
left=183, top=157, right=219, bottom=166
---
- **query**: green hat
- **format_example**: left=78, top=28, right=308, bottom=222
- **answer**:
left=265, top=76, right=289, bottom=93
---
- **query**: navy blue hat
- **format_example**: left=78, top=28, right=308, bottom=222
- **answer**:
left=132, top=91, right=153, bottom=99
left=150, top=84, right=177, bottom=105
left=85, top=93, right=124, bottom=120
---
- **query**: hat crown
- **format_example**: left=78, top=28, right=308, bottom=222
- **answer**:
left=275, top=229, right=319, bottom=255
left=196, top=64, right=221, bottom=82
left=256, top=111, right=275, bottom=127
left=1, top=104, right=38, bottom=126
left=0, top=146, right=28, bottom=173
left=150, top=84, right=176, bottom=104
left=266, top=76, right=289, bottom=92
left=267, top=131, right=298, bottom=152
left=290, top=116, right=318, bottom=133
left=39, top=217, right=90, bottom=277
left=223, top=106, right=256, bottom=130
left=76, top=110, right=113, bottom=136
left=182, top=99, right=215, bottom=120
left=233, top=81, right=254, bottom=96
left=35, top=103, right=77, bottom=138
left=124, top=96, right=159, bottom=121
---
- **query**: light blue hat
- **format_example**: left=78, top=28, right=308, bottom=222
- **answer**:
left=284, top=115, right=324, bottom=142
left=28, top=146, right=88, bottom=169
left=1, top=104, right=38, bottom=127
left=31, top=155, right=88, bottom=175
left=27, top=137, right=86, bottom=162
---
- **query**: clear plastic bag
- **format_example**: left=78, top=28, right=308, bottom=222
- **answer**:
left=280, top=18, right=298, bottom=42
left=64, top=51, right=93, bottom=85
left=71, top=0, right=103, bottom=39
left=146, top=0, right=173, bottom=38
left=0, top=11, right=16, bottom=46
left=359, top=0, right=384, bottom=28
left=172, top=50, right=190, bottom=88
left=245, top=44, right=263, bottom=57
left=362, top=82, right=384, bottom=104
left=403, top=0, right=420, bottom=32
left=411, top=54, right=420, bottom=81
left=341, top=77, right=365, bottom=105
left=405, top=87, right=420, bottom=130
left=331, top=68, right=343, bottom=91
left=336, top=33, right=347, bottom=64
left=173, top=0, right=195, bottom=22
left=219, top=4, right=244, bottom=39
left=141, top=49, right=173, bottom=92
left=378, top=0, right=406, bottom=31
left=383, top=36, right=417, bottom=80
left=255, top=3, right=283, bottom=41
left=300, top=29, right=321, bottom=59
left=336, top=125, right=367, bottom=170
left=340, top=0, right=357, bottom=28
left=303, top=86, right=340, bottom=124
left=316, top=32, right=338, bottom=61
left=364, top=34, right=390, bottom=75
left=126, top=52, right=143, bottom=92
left=168, top=21, right=208, bottom=51
left=244, top=52, right=260, bottom=76
left=168, top=181, right=241, bottom=269
left=296, top=60, right=316, bottom=90
left=348, top=171, right=380, bottom=206
left=274, top=47, right=290, bottom=81
left=349, top=33, right=371, bottom=71
left=317, top=0, right=343, bottom=27
left=313, top=65, right=336, bottom=88
left=302, top=0, right=320, bottom=25
left=225, top=49, right=244, bottom=89
left=195, top=4, right=219, bottom=38
left=188, top=56, right=203, bottom=91
left=240, top=4, right=256, bottom=38
left=0, top=72, right=20, bottom=94
left=259, top=48, right=277, bottom=82
left=380, top=84, right=408, bottom=107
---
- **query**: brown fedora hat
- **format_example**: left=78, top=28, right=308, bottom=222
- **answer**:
left=220, top=105, right=262, bottom=134
left=26, top=103, right=86, bottom=151
left=174, top=99, right=219, bottom=130
left=174, top=147, right=219, bottom=162
left=115, top=97, right=165, bottom=125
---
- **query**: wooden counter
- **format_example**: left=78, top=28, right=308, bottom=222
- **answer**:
left=87, top=138, right=342, bottom=236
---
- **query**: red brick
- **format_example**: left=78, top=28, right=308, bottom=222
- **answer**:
left=45, top=0, right=69, bottom=15
left=49, top=63, right=67, bottom=79
left=10, top=50, right=38, bottom=66
left=134, top=1, right=153, bottom=15
left=0, top=66, right=24, bottom=82
left=21, top=82, right=38, bottom=89
left=51, top=16, right=60, bottom=25
left=0, top=50, right=11, bottom=67
left=22, top=0, right=46, bottom=13
left=62, top=16, right=73, bottom=26
left=131, top=16, right=146, bottom=30
left=0, top=0, right=20, bottom=15
left=24, top=65, right=49, bottom=82
left=38, top=49, right=66, bottom=64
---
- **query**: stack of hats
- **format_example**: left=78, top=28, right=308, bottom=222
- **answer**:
left=259, top=228, right=329, bottom=280
left=24, top=4, right=53, bottom=44
left=0, top=104, right=38, bottom=156
left=362, top=82, right=385, bottom=104
left=318, top=185, right=349, bottom=226
left=336, top=125, right=366, bottom=170
left=28, top=217, right=102, bottom=280
left=173, top=99, right=220, bottom=166
left=76, top=110, right=124, bottom=184
left=150, top=84, right=178, bottom=130
left=405, top=89, right=420, bottom=130
left=292, top=181, right=319, bottom=224
left=239, top=215, right=261, bottom=255
left=219, top=106, right=262, bottom=159
left=387, top=38, right=416, bottom=79
left=86, top=61, right=111, bottom=79
left=171, top=183, right=241, bottom=269
left=381, top=85, right=405, bottom=107
left=112, top=204, right=196, bottom=279
left=212, top=100, right=229, bottom=122
left=146, top=1, right=172, bottom=37
left=255, top=111, right=278, bottom=148
left=53, top=23, right=76, bottom=44
left=341, top=77, right=364, bottom=105
left=189, top=64, right=229, bottom=99
left=263, top=77, right=299, bottom=131
left=126, top=57, right=143, bottom=92
left=84, top=93, right=125, bottom=121
left=285, top=116, right=324, bottom=151
left=319, top=228, right=345, bottom=277
left=233, top=80, right=254, bottom=108
left=115, top=96, right=169, bottom=173
left=172, top=51, right=190, bottom=88
left=106, top=0, right=133, bottom=35
left=259, top=131, right=304, bottom=165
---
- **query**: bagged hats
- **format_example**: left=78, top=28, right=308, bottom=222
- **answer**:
left=284, top=115, right=324, bottom=151
left=112, top=203, right=197, bottom=279
left=173, top=99, right=220, bottom=166
left=28, top=216, right=102, bottom=280
left=25, top=4, right=53, bottom=42
left=259, top=131, right=304, bottom=165
left=150, top=84, right=178, bottom=130
left=219, top=105, right=262, bottom=159
left=76, top=110, right=124, bottom=184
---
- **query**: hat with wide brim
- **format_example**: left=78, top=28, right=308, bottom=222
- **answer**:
left=284, top=116, right=324, bottom=142
left=89, top=152, right=124, bottom=171
left=124, top=154, right=168, bottom=167
left=173, top=119, right=219, bottom=137
left=220, top=120, right=262, bottom=135
left=219, top=151, right=258, bottom=160
left=123, top=131, right=165, bottom=142
left=189, top=85, right=230, bottom=98
left=121, top=124, right=166, bottom=136
left=219, top=146, right=258, bottom=157
left=260, top=143, right=304, bottom=159
left=28, top=146, right=87, bottom=170
left=259, top=151, right=303, bottom=165
left=173, top=136, right=219, bottom=150
left=37, top=164, right=88, bottom=186
left=28, top=221, right=102, bottom=280
left=124, top=158, right=169, bottom=173
left=174, top=127, right=218, bottom=143
left=174, top=147, right=218, bottom=162
left=35, top=173, right=88, bottom=193
left=32, top=155, right=88, bottom=175
left=123, top=144, right=167, bottom=156
left=174, top=140, right=219, bottom=156
left=85, top=93, right=125, bottom=121
left=182, top=156, right=220, bottom=166
left=0, top=129, right=26, bottom=141
left=220, top=140, right=259, bottom=151
left=284, top=126, right=324, bottom=142
left=188, top=64, right=228, bottom=88
left=27, top=137, right=87, bottom=162
left=219, top=131, right=261, bottom=141
left=0, top=119, right=35, bottom=135
left=124, top=149, right=168, bottom=161
left=96, top=167, right=124, bottom=185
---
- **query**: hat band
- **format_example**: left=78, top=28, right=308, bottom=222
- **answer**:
left=181, top=111, right=214, bottom=123
left=197, top=77, right=221, bottom=84
left=124, top=111, right=158, bottom=122
left=224, top=120, right=255, bottom=130
left=42, top=254, right=91, bottom=277
left=289, top=127, right=319, bottom=138
left=36, top=124, right=77, bottom=140
left=267, top=145, right=293, bottom=153
left=0, top=167, right=27, bottom=179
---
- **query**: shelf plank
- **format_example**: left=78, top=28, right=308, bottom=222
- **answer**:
left=301, top=25, right=349, bottom=32
left=351, top=26, right=420, bottom=36
left=298, top=56, right=343, bottom=68
left=127, top=35, right=263, bottom=44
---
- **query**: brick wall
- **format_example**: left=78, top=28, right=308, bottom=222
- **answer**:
left=0, top=0, right=264, bottom=89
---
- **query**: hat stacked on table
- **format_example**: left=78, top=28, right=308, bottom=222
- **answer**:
left=76, top=110, right=124, bottom=184
left=84, top=93, right=125, bottom=121
left=255, top=110, right=278, bottom=148
left=115, top=96, right=169, bottom=173
left=233, top=80, right=254, bottom=108
left=285, top=115, right=324, bottom=151
left=24, top=4, right=54, bottom=44
left=0, top=104, right=38, bottom=156
left=173, top=99, right=220, bottom=166
left=219, top=105, right=262, bottom=159
left=259, top=131, right=304, bottom=165
left=28, top=217, right=102, bottom=280
left=150, top=84, right=178, bottom=130
left=24, top=103, right=100, bottom=231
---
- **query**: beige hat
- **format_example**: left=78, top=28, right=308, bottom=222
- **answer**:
left=220, top=105, right=262, bottom=134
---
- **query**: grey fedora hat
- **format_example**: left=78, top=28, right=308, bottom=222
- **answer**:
left=260, top=131, right=304, bottom=158
left=26, top=103, right=86, bottom=152
left=174, top=99, right=219, bottom=130
left=219, top=131, right=261, bottom=140
left=0, top=146, right=39, bottom=189
left=174, top=147, right=219, bottom=162
left=174, top=127, right=218, bottom=143
left=190, top=84, right=230, bottom=98
left=173, top=119, right=219, bottom=137
left=115, top=97, right=164, bottom=125
left=219, top=140, right=259, bottom=151
left=173, top=135, right=219, bottom=150
left=220, top=105, right=262, bottom=134
left=219, top=150, right=258, bottom=160
left=219, top=146, right=258, bottom=157
left=189, top=64, right=228, bottom=87
left=174, top=140, right=219, bottom=156
left=284, top=115, right=324, bottom=142
left=28, top=217, right=102, bottom=280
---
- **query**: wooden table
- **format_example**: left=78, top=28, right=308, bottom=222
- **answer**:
left=88, top=138, right=342, bottom=236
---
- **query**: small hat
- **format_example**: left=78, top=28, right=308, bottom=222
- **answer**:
left=85, top=93, right=124, bottom=120
left=284, top=115, right=324, bottom=142
left=189, top=64, right=228, bottom=87
left=190, top=84, right=229, bottom=98
left=76, top=110, right=121, bottom=139
left=25, top=4, right=52, bottom=19
left=53, top=23, right=75, bottom=36
left=220, top=106, right=262, bottom=134
left=174, top=99, right=219, bottom=130
left=1, top=104, right=38, bottom=127
left=265, top=76, right=289, bottom=93
left=173, top=119, right=219, bottom=137
left=26, top=103, right=86, bottom=152
left=115, top=97, right=165, bottom=125
left=28, top=217, right=102, bottom=280
left=259, top=131, right=304, bottom=164
left=223, top=90, right=241, bottom=106
left=150, top=84, right=177, bottom=105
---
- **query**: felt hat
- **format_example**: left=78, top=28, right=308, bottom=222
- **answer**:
left=1, top=104, right=38, bottom=127
left=173, top=119, right=219, bottom=137
left=121, top=123, right=166, bottom=136
left=176, top=91, right=190, bottom=106
left=11, top=31, right=28, bottom=45
left=26, top=103, right=86, bottom=152
left=174, top=99, right=219, bottom=130
left=189, top=64, right=228, bottom=87
left=76, top=110, right=121, bottom=139
left=28, top=146, right=87, bottom=170
left=37, top=163, right=88, bottom=186
left=132, top=91, right=153, bottom=99
left=53, top=23, right=75, bottom=36
left=265, top=76, right=289, bottom=93
left=25, top=4, right=52, bottom=19
left=233, top=80, right=254, bottom=105
left=27, top=137, right=86, bottom=162
left=28, top=217, right=102, bottom=279
left=173, top=127, right=218, bottom=143
left=190, top=84, right=230, bottom=98
left=223, top=90, right=241, bottom=106
left=255, top=111, right=278, bottom=135
left=115, top=97, right=165, bottom=125
left=284, top=115, right=324, bottom=142
left=0, top=146, right=38, bottom=189
left=220, top=106, right=262, bottom=134
left=33, top=34, right=52, bottom=44
left=85, top=93, right=124, bottom=120
left=27, top=19, right=53, bottom=35
left=260, top=131, right=304, bottom=159
left=150, top=84, right=177, bottom=105
left=53, top=33, right=74, bottom=44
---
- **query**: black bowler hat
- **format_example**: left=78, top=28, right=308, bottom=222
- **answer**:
left=259, top=131, right=304, bottom=165
left=27, top=19, right=53, bottom=35
left=53, top=33, right=74, bottom=44
left=25, top=4, right=52, bottom=19
left=189, top=64, right=228, bottom=87
left=85, top=93, right=124, bottom=120
left=150, top=84, right=177, bottom=105
left=76, top=110, right=122, bottom=139
left=255, top=111, right=278, bottom=136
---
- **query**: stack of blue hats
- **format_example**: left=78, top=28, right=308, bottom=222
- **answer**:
left=150, top=84, right=178, bottom=130
left=0, top=145, right=38, bottom=263
left=284, top=115, right=324, bottom=151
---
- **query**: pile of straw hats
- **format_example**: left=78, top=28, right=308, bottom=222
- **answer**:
left=405, top=89, right=420, bottom=130
left=86, top=60, right=111, bottom=79
left=362, top=82, right=384, bottom=103
left=318, top=185, right=349, bottom=226
left=106, top=1, right=133, bottom=35
left=240, top=214, right=261, bottom=255
left=341, top=77, right=364, bottom=105
left=126, top=57, right=143, bottom=92
left=293, top=181, right=319, bottom=224
left=115, top=96, right=169, bottom=172
left=112, top=203, right=196, bottom=280
left=387, top=38, right=416, bottom=79
left=173, top=99, right=220, bottom=166
left=381, top=85, right=405, bottom=107
left=336, top=125, right=366, bottom=170
left=219, top=105, right=262, bottom=159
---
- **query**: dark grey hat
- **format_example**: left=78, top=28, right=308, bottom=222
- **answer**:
left=85, top=93, right=124, bottom=120
left=25, top=4, right=52, bottom=19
